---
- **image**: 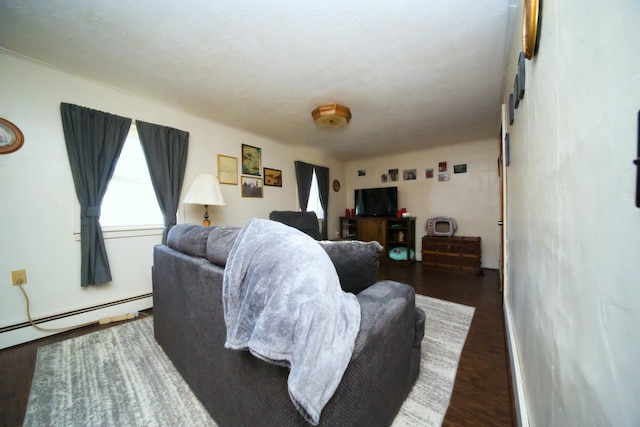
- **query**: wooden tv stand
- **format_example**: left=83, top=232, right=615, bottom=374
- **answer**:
left=339, top=216, right=416, bottom=264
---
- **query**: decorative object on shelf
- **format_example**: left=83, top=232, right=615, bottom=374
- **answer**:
left=264, top=167, right=282, bottom=187
left=517, top=52, right=526, bottom=100
left=241, top=144, right=261, bottom=176
left=183, top=174, right=226, bottom=226
left=522, top=0, right=541, bottom=59
left=0, top=117, right=24, bottom=155
left=311, top=103, right=351, bottom=127
left=453, top=164, right=467, bottom=174
left=217, top=154, right=238, bottom=185
left=426, top=216, right=457, bottom=237
left=332, top=179, right=341, bottom=192
left=241, top=176, right=263, bottom=198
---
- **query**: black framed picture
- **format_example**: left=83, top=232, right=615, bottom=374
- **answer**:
left=263, top=168, right=282, bottom=187
left=518, top=51, right=526, bottom=100
left=509, top=93, right=515, bottom=125
left=513, top=75, right=520, bottom=109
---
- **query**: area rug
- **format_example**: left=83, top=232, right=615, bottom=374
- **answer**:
left=24, top=295, right=474, bottom=426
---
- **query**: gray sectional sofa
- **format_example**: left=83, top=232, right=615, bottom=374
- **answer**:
left=152, top=222, right=425, bottom=426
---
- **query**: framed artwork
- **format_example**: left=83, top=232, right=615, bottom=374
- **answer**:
left=438, top=162, right=447, bottom=172
left=454, top=164, right=467, bottom=174
left=509, top=93, right=515, bottom=125
left=263, top=167, right=282, bottom=187
left=0, top=118, right=24, bottom=155
left=241, top=176, right=263, bottom=197
left=358, top=169, right=366, bottom=176
left=403, top=169, right=416, bottom=180
left=388, top=169, right=399, bottom=181
left=517, top=51, right=526, bottom=100
left=381, top=174, right=388, bottom=183
left=438, top=173, right=450, bottom=182
left=425, top=168, right=434, bottom=179
left=513, top=75, right=520, bottom=108
left=217, top=154, right=238, bottom=185
left=242, top=144, right=261, bottom=176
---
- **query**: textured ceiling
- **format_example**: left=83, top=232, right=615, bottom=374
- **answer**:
left=0, top=0, right=514, bottom=160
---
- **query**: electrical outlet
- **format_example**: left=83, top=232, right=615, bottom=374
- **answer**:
left=12, top=269, right=27, bottom=286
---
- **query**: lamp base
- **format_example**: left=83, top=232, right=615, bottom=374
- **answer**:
left=203, top=205, right=210, bottom=226
left=202, top=219, right=211, bottom=226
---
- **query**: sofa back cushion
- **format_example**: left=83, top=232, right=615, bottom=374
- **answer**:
left=167, top=223, right=215, bottom=258
left=206, top=226, right=242, bottom=267
left=318, top=240, right=383, bottom=294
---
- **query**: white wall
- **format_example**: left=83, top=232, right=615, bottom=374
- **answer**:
left=503, top=1, right=640, bottom=425
left=0, top=51, right=346, bottom=348
left=345, top=139, right=501, bottom=268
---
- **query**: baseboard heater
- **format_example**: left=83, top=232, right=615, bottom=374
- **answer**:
left=0, top=293, right=153, bottom=334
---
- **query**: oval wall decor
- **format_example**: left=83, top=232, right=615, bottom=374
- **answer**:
left=0, top=118, right=24, bottom=155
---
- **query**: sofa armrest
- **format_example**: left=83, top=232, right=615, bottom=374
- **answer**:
left=353, top=280, right=417, bottom=357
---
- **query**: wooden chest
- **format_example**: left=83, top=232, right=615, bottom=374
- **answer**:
left=421, top=236, right=482, bottom=275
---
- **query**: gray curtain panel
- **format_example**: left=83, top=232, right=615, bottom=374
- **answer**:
left=294, top=161, right=314, bottom=211
left=136, top=121, right=189, bottom=244
left=294, top=161, right=330, bottom=240
left=314, top=165, right=330, bottom=240
left=60, top=103, right=132, bottom=286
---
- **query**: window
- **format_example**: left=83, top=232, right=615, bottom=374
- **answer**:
left=100, top=125, right=163, bottom=228
left=306, top=169, right=324, bottom=220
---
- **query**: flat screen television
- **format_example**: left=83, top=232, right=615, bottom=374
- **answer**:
left=354, top=187, right=398, bottom=217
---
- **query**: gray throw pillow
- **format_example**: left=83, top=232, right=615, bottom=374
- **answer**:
left=318, top=240, right=383, bottom=294
left=206, top=226, right=242, bottom=266
left=167, top=223, right=215, bottom=258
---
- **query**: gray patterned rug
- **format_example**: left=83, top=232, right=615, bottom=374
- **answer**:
left=24, top=295, right=474, bottom=426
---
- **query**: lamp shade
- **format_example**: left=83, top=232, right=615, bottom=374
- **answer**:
left=183, top=174, right=226, bottom=206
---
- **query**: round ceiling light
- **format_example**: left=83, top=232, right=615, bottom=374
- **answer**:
left=311, top=103, right=352, bottom=127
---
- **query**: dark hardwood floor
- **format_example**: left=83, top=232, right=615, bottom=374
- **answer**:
left=377, top=262, right=514, bottom=426
left=0, top=263, right=513, bottom=427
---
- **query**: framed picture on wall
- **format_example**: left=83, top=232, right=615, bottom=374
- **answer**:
left=217, top=154, right=238, bottom=185
left=241, top=144, right=261, bottom=176
left=241, top=176, right=263, bottom=197
left=263, top=168, right=282, bottom=187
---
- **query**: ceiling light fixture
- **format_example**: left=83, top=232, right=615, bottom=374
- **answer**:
left=311, top=103, right=352, bottom=127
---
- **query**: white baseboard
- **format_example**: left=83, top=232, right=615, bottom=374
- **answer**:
left=0, top=296, right=153, bottom=350
left=504, top=302, right=530, bottom=427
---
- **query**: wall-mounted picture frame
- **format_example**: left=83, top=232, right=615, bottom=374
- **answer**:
left=517, top=51, right=526, bottom=100
left=241, top=176, right=263, bottom=197
left=425, top=168, right=434, bottom=178
left=0, top=118, right=24, bottom=155
left=403, top=169, right=417, bottom=180
left=513, top=75, right=520, bottom=109
left=241, top=144, right=261, bottom=176
left=505, top=133, right=511, bottom=167
left=453, top=164, right=467, bottom=174
left=438, top=173, right=450, bottom=182
left=509, top=93, right=515, bottom=125
left=388, top=169, right=399, bottom=181
left=358, top=169, right=366, bottom=176
left=263, top=167, right=282, bottom=187
left=438, top=161, right=447, bottom=172
left=217, top=154, right=238, bottom=185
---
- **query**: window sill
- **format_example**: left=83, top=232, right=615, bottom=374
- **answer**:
left=73, top=225, right=164, bottom=241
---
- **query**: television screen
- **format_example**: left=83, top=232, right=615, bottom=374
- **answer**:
left=354, top=187, right=398, bottom=217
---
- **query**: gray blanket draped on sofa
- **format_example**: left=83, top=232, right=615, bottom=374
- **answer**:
left=222, top=218, right=361, bottom=425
